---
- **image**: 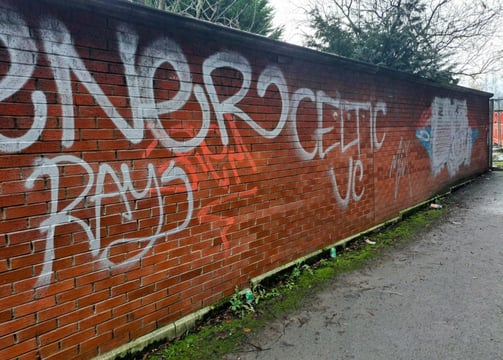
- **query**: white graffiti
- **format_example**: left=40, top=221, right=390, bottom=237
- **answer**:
left=289, top=89, right=386, bottom=208
left=416, top=97, right=476, bottom=177
left=389, top=137, right=412, bottom=201
left=289, top=90, right=386, bottom=161
left=203, top=51, right=290, bottom=145
left=0, top=10, right=389, bottom=286
left=0, top=12, right=47, bottom=153
left=329, top=158, right=365, bottom=209
left=26, top=156, right=192, bottom=287
left=4, top=18, right=290, bottom=154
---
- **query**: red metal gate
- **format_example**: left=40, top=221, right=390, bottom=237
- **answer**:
left=493, top=111, right=503, bottom=146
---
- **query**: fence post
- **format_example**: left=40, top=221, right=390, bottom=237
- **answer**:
left=490, top=98, right=494, bottom=169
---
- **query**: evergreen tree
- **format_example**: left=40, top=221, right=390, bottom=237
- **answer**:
left=129, top=0, right=283, bottom=39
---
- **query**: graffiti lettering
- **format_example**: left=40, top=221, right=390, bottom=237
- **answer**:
left=0, top=10, right=388, bottom=286
left=329, top=158, right=364, bottom=209
left=203, top=52, right=289, bottom=146
left=289, top=90, right=385, bottom=207
left=389, top=137, right=412, bottom=201
left=3, top=18, right=290, bottom=154
left=290, top=90, right=386, bottom=161
left=0, top=12, right=47, bottom=153
left=26, top=156, right=192, bottom=286
left=145, top=115, right=259, bottom=257
left=416, top=97, right=477, bottom=177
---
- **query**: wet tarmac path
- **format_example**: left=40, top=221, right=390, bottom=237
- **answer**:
left=228, top=171, right=503, bottom=360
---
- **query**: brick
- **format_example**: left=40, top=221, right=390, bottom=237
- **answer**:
left=97, top=330, right=130, bottom=354
left=141, top=288, right=170, bottom=307
left=38, top=301, right=75, bottom=323
left=44, top=344, right=79, bottom=360
left=56, top=263, right=94, bottom=282
left=0, top=338, right=37, bottom=360
left=92, top=273, right=125, bottom=294
left=112, top=298, right=141, bottom=317
left=127, top=284, right=155, bottom=301
left=0, top=154, right=37, bottom=167
left=0, top=334, right=13, bottom=351
left=15, top=295, right=56, bottom=318
left=53, top=243, right=90, bottom=262
left=36, top=341, right=60, bottom=360
left=154, top=293, right=179, bottom=311
left=0, top=315, right=34, bottom=338
left=17, top=350, right=39, bottom=360
left=60, top=327, right=95, bottom=350
left=34, top=279, right=74, bottom=299
left=8, top=218, right=41, bottom=239
left=57, top=285, right=93, bottom=304
left=0, top=193, right=24, bottom=208
left=96, top=315, right=127, bottom=334
left=0, top=218, right=27, bottom=234
left=38, top=323, right=78, bottom=347
left=79, top=310, right=112, bottom=331
left=75, top=268, right=110, bottom=287
left=78, top=332, right=113, bottom=356
left=16, top=318, right=58, bottom=343
left=77, top=289, right=110, bottom=308
left=94, top=295, right=127, bottom=314
left=0, top=266, right=33, bottom=286
left=0, top=308, right=11, bottom=323
left=79, top=128, right=115, bottom=139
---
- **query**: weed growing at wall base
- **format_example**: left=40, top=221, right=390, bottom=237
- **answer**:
left=141, top=205, right=446, bottom=360
left=492, top=147, right=503, bottom=169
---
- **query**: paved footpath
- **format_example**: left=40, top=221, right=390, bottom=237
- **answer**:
left=227, top=171, right=503, bottom=360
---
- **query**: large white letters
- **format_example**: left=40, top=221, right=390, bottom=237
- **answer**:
left=26, top=156, right=192, bottom=286
left=0, top=12, right=47, bottom=153
left=0, top=10, right=389, bottom=287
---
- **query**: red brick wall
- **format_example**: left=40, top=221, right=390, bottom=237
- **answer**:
left=0, top=0, right=491, bottom=358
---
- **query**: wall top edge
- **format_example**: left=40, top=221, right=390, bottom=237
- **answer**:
left=37, top=0, right=492, bottom=99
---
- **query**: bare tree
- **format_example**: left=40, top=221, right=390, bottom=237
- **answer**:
left=305, top=0, right=502, bottom=83
left=425, top=0, right=502, bottom=79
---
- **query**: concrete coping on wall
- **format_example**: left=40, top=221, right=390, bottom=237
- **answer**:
left=92, top=305, right=215, bottom=360
left=42, top=0, right=492, bottom=99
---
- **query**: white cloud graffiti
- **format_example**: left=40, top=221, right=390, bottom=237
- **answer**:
left=416, top=97, right=477, bottom=177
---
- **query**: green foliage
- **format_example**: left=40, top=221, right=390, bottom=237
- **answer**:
left=215, top=0, right=283, bottom=39
left=306, top=0, right=460, bottom=83
left=492, top=148, right=503, bottom=169
left=251, top=283, right=281, bottom=304
left=290, top=262, right=303, bottom=279
left=229, top=287, right=254, bottom=317
left=129, top=0, right=283, bottom=39
left=151, top=318, right=251, bottom=359
left=229, top=287, right=245, bottom=314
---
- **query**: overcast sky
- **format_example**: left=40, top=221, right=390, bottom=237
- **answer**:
left=268, top=0, right=308, bottom=45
